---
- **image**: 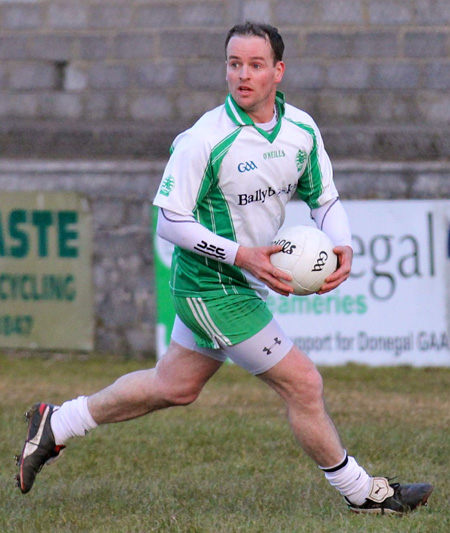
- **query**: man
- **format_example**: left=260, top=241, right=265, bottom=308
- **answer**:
left=16, top=22, right=432, bottom=515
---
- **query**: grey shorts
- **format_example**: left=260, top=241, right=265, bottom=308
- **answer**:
left=171, top=314, right=293, bottom=375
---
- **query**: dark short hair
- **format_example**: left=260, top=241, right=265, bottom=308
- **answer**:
left=225, top=21, right=285, bottom=64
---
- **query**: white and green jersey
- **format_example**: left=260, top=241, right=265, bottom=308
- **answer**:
left=154, top=91, right=338, bottom=300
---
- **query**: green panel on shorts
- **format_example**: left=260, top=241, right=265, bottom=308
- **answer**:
left=172, top=293, right=273, bottom=349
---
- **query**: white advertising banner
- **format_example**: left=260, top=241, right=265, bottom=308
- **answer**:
left=269, top=200, right=450, bottom=366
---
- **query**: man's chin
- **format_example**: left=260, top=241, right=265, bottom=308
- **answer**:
left=233, top=95, right=253, bottom=111
left=231, top=92, right=253, bottom=107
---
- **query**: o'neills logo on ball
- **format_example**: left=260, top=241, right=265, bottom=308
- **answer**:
left=272, top=238, right=296, bottom=254
left=312, top=250, right=328, bottom=271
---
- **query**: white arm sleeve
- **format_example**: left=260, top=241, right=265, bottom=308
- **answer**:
left=311, top=198, right=352, bottom=247
left=156, top=208, right=240, bottom=265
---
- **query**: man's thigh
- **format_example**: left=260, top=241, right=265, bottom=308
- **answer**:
left=156, top=337, right=223, bottom=392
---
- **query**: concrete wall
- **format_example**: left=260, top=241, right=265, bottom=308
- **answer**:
left=0, top=0, right=449, bottom=160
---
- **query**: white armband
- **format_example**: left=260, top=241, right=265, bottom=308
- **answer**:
left=156, top=208, right=240, bottom=265
left=311, top=198, right=352, bottom=248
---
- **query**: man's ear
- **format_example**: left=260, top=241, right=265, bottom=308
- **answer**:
left=276, top=61, right=285, bottom=83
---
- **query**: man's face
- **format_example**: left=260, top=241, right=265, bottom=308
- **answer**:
left=226, top=35, right=285, bottom=123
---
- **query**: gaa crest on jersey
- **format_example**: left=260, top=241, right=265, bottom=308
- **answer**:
left=237, top=161, right=258, bottom=173
left=159, top=175, right=175, bottom=196
left=296, top=150, right=307, bottom=172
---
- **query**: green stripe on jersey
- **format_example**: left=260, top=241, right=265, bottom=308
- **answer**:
left=225, top=92, right=285, bottom=144
left=286, top=119, right=324, bottom=209
left=195, top=128, right=241, bottom=239
left=170, top=128, right=253, bottom=298
left=225, top=95, right=253, bottom=126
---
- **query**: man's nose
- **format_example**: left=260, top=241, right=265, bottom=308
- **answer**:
left=239, top=65, right=250, bottom=79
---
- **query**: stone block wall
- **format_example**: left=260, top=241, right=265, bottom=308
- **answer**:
left=0, top=159, right=165, bottom=356
left=0, top=0, right=449, bottom=160
left=1, top=0, right=450, bottom=355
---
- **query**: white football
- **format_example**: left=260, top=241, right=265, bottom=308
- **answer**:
left=270, top=225, right=337, bottom=295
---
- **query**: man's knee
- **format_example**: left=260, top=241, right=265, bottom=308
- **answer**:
left=300, top=365, right=324, bottom=401
left=159, top=382, right=202, bottom=407
left=280, top=362, right=324, bottom=407
left=154, top=342, right=221, bottom=407
left=154, top=361, right=204, bottom=407
left=260, top=346, right=324, bottom=404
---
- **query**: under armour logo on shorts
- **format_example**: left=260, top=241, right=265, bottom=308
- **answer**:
left=263, top=337, right=282, bottom=355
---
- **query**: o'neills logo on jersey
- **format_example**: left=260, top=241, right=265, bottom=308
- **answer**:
left=237, top=183, right=296, bottom=205
left=263, top=150, right=285, bottom=160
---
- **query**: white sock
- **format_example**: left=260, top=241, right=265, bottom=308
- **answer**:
left=50, top=396, right=98, bottom=445
left=319, top=453, right=372, bottom=505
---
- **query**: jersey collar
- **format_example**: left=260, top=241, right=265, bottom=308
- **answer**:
left=225, top=91, right=285, bottom=143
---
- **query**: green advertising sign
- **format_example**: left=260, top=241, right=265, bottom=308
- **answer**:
left=0, top=191, right=93, bottom=350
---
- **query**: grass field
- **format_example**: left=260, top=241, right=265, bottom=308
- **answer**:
left=1, top=353, right=449, bottom=532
